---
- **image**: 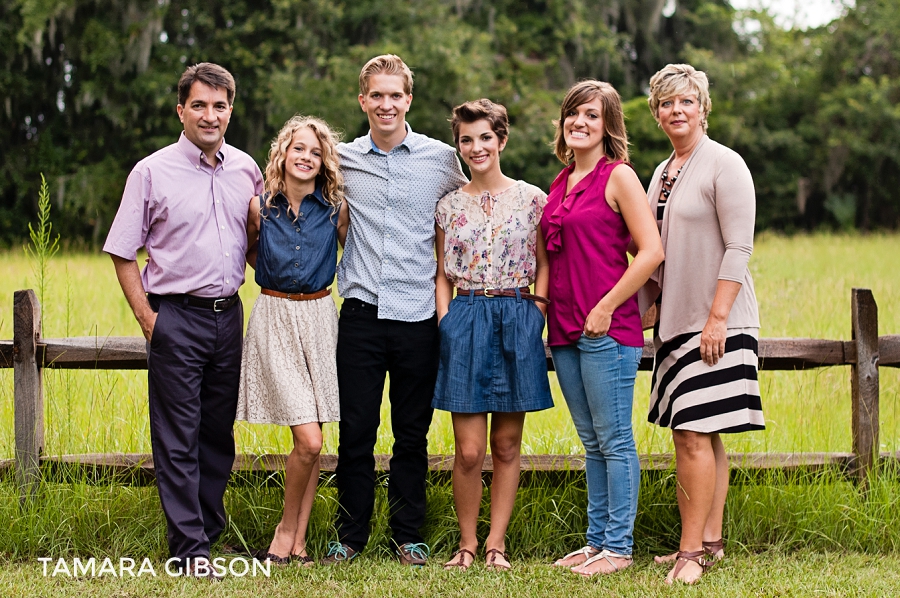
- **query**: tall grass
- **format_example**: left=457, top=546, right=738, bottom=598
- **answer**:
left=1, top=233, right=898, bottom=460
left=1, top=233, right=899, bottom=564
left=23, top=174, right=60, bottom=310
left=2, top=467, right=900, bottom=559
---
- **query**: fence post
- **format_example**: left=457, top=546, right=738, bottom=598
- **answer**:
left=13, top=289, right=43, bottom=502
left=850, top=288, right=879, bottom=488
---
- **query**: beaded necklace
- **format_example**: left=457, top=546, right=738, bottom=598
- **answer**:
left=657, top=161, right=683, bottom=222
left=660, top=164, right=683, bottom=199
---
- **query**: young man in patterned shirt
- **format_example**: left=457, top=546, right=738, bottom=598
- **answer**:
left=324, top=54, right=467, bottom=566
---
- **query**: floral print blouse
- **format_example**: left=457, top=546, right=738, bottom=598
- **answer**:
left=435, top=180, right=547, bottom=290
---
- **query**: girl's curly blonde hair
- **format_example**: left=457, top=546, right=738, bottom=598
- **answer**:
left=263, top=115, right=343, bottom=216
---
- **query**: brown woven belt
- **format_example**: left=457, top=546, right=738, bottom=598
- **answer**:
left=456, top=286, right=550, bottom=305
left=261, top=287, right=331, bottom=301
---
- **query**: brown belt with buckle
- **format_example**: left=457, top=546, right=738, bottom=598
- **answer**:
left=261, top=287, right=331, bottom=301
left=456, top=286, right=550, bottom=305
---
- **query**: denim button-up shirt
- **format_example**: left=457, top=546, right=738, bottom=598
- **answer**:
left=337, top=126, right=467, bottom=321
left=255, top=188, right=338, bottom=294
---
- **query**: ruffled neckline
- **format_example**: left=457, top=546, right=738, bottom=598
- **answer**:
left=544, top=157, right=609, bottom=252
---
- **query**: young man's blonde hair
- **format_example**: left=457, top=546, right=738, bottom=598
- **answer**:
left=647, top=64, right=712, bottom=132
left=359, top=54, right=414, bottom=96
left=553, top=80, right=629, bottom=165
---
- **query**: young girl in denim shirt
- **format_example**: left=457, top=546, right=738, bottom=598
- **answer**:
left=237, top=115, right=344, bottom=566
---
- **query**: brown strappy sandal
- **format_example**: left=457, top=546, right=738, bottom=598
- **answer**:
left=443, top=548, right=475, bottom=571
left=292, top=554, right=315, bottom=568
left=666, top=550, right=707, bottom=585
left=485, top=548, right=511, bottom=571
left=702, top=538, right=725, bottom=566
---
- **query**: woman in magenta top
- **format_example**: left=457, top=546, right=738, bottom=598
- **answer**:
left=542, top=80, right=663, bottom=576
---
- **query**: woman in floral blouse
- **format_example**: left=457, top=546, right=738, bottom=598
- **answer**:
left=433, top=99, right=553, bottom=572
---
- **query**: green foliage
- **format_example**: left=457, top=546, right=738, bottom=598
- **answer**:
left=23, top=174, right=59, bottom=308
left=1, top=0, right=899, bottom=245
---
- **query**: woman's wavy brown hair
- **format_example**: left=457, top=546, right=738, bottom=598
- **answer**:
left=553, top=80, right=629, bottom=165
left=263, top=115, right=343, bottom=217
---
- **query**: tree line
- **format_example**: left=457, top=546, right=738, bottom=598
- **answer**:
left=1, top=0, right=897, bottom=246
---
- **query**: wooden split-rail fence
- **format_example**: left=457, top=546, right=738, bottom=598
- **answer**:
left=2, top=288, right=899, bottom=502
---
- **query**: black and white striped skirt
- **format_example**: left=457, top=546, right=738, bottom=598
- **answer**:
left=648, top=327, right=764, bottom=433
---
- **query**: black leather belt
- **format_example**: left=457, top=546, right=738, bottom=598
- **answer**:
left=154, top=294, right=240, bottom=312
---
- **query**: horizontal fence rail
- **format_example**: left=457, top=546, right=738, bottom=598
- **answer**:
left=4, top=451, right=900, bottom=489
left=2, top=288, right=897, bottom=499
left=4, top=335, right=900, bottom=371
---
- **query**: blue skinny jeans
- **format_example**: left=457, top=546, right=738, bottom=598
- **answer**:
left=551, top=334, right=642, bottom=555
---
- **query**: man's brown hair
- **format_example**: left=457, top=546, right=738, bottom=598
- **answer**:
left=178, top=63, right=236, bottom=106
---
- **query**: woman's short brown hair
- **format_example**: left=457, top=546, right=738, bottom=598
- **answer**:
left=450, top=99, right=509, bottom=147
left=647, top=64, right=712, bottom=132
left=553, top=80, right=629, bottom=164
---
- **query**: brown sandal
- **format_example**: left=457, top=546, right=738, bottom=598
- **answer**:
left=666, top=550, right=707, bottom=585
left=443, top=548, right=475, bottom=571
left=292, top=554, right=315, bottom=568
left=485, top=548, right=511, bottom=571
left=702, top=538, right=725, bottom=565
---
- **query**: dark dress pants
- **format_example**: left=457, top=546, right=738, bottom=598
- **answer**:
left=147, top=295, right=243, bottom=565
left=335, top=299, right=439, bottom=552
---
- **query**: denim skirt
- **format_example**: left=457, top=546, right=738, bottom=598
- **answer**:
left=432, top=292, right=553, bottom=413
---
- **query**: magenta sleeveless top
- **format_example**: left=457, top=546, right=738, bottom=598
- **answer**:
left=540, top=158, right=644, bottom=348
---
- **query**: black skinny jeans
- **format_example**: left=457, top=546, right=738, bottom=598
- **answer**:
left=334, top=298, right=439, bottom=552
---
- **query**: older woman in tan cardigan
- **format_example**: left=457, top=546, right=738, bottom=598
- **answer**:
left=639, top=64, right=763, bottom=585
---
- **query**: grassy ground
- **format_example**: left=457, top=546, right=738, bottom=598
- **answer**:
left=2, top=551, right=899, bottom=598
left=2, top=233, right=900, bottom=594
left=2, top=468, right=900, bottom=595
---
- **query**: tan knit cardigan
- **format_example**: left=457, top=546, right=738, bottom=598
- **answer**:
left=638, top=135, right=760, bottom=342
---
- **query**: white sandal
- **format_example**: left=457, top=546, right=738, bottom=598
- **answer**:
left=552, top=545, right=600, bottom=568
left=572, top=549, right=633, bottom=577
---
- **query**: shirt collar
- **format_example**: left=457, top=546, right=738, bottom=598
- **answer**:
left=273, top=184, right=328, bottom=207
left=366, top=122, right=414, bottom=154
left=177, top=132, right=227, bottom=168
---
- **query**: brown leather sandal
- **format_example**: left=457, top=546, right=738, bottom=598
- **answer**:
left=485, top=548, right=511, bottom=571
left=443, top=548, right=475, bottom=571
left=702, top=538, right=725, bottom=565
left=292, top=554, right=315, bottom=568
left=666, top=550, right=707, bottom=585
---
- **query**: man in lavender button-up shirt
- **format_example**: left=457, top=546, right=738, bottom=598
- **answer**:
left=104, top=63, right=262, bottom=575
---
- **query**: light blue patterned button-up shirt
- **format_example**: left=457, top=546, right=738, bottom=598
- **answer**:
left=337, top=126, right=467, bottom=321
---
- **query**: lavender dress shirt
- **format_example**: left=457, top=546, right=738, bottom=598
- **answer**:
left=104, top=133, right=263, bottom=298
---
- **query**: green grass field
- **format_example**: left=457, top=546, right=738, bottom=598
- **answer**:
left=2, top=551, right=900, bottom=597
left=2, top=233, right=900, bottom=595
left=2, top=232, right=899, bottom=459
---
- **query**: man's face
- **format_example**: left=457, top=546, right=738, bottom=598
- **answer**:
left=176, top=81, right=233, bottom=155
left=358, top=74, right=412, bottom=139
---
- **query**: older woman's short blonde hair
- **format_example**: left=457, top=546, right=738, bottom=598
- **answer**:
left=647, top=64, right=712, bottom=132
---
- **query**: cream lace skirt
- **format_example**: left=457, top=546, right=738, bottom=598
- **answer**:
left=237, top=292, right=340, bottom=426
